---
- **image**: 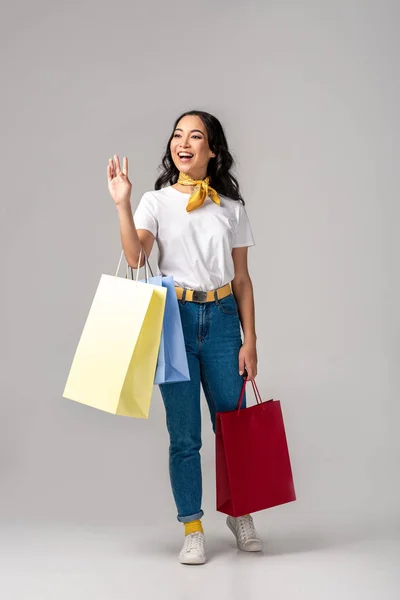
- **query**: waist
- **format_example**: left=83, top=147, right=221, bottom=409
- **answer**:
left=174, top=282, right=232, bottom=303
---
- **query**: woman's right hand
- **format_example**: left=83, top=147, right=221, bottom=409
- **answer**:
left=107, top=155, right=132, bottom=208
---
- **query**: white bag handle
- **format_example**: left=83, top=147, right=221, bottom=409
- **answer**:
left=114, top=248, right=154, bottom=282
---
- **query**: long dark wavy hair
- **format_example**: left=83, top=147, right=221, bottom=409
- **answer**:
left=154, top=110, right=245, bottom=205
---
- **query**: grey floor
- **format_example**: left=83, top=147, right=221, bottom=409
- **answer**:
left=0, top=520, right=399, bottom=599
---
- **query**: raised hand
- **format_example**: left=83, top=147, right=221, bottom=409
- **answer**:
left=107, top=155, right=132, bottom=208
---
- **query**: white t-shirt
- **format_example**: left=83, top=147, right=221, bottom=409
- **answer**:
left=133, top=185, right=255, bottom=291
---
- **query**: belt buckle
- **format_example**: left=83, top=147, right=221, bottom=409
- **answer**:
left=192, top=290, right=208, bottom=303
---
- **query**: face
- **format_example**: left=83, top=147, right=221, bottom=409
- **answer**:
left=170, top=115, right=216, bottom=179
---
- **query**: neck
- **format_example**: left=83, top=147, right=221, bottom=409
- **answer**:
left=173, top=171, right=208, bottom=194
left=180, top=171, right=207, bottom=182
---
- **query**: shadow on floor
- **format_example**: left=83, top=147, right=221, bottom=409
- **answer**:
left=122, top=523, right=397, bottom=561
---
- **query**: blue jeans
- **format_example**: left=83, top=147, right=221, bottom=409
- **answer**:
left=159, top=292, right=246, bottom=523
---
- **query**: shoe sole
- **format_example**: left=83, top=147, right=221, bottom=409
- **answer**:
left=226, top=518, right=263, bottom=552
left=179, top=556, right=206, bottom=565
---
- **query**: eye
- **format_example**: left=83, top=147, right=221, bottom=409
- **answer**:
left=173, top=133, right=181, bottom=138
left=193, top=135, right=202, bottom=139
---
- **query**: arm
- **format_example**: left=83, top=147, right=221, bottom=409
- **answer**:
left=108, top=155, right=155, bottom=268
left=117, top=203, right=155, bottom=269
left=231, top=246, right=258, bottom=380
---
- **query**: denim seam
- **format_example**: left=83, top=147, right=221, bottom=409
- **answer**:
left=198, top=305, right=206, bottom=345
left=204, top=304, right=210, bottom=340
left=219, top=306, right=238, bottom=315
left=217, top=296, right=238, bottom=315
left=200, top=362, right=218, bottom=416
left=177, top=509, right=204, bottom=523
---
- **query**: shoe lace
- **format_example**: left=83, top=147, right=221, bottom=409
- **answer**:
left=186, top=532, right=203, bottom=552
left=238, top=515, right=257, bottom=539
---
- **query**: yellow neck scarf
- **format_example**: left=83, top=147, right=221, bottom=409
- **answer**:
left=177, top=172, right=221, bottom=213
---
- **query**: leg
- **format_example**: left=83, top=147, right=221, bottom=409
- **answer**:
left=199, top=295, right=247, bottom=432
left=159, top=301, right=204, bottom=523
left=159, top=351, right=203, bottom=523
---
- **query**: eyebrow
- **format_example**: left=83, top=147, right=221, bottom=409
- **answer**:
left=174, top=128, right=205, bottom=135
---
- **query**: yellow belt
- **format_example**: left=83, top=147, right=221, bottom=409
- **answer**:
left=175, top=282, right=232, bottom=303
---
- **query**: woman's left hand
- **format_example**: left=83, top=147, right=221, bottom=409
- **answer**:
left=238, top=341, right=258, bottom=381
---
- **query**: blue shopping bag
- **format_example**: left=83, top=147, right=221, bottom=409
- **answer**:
left=146, top=275, right=190, bottom=384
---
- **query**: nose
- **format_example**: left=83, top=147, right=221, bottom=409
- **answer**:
left=178, top=134, right=191, bottom=149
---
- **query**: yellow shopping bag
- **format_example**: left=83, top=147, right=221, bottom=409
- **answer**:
left=63, top=251, right=166, bottom=418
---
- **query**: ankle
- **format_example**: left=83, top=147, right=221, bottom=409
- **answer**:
left=184, top=519, right=204, bottom=536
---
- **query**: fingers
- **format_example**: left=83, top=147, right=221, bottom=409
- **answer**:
left=241, top=362, right=257, bottom=381
left=109, top=155, right=128, bottom=179
left=107, top=162, right=114, bottom=182
left=108, top=158, right=115, bottom=180
left=239, top=348, right=258, bottom=380
left=238, top=355, right=245, bottom=377
left=114, top=154, right=122, bottom=175
left=245, top=366, right=257, bottom=381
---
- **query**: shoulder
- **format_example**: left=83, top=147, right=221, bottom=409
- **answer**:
left=219, top=195, right=245, bottom=217
left=142, top=187, right=173, bottom=200
left=138, top=187, right=174, bottom=208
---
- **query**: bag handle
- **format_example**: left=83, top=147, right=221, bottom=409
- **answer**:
left=114, top=248, right=154, bottom=282
left=236, top=377, right=270, bottom=414
left=126, top=249, right=154, bottom=281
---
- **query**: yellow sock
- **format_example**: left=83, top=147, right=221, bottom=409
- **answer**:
left=184, top=519, right=204, bottom=536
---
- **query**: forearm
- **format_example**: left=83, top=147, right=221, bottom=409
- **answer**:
left=232, top=277, right=257, bottom=343
left=117, top=204, right=144, bottom=268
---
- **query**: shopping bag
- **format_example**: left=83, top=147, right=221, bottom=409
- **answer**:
left=216, top=378, right=296, bottom=516
left=63, top=251, right=167, bottom=418
left=145, top=275, right=190, bottom=384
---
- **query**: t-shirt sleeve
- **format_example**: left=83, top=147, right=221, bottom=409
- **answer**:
left=232, top=203, right=255, bottom=248
left=133, top=192, right=158, bottom=237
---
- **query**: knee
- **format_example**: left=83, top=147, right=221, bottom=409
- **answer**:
left=170, top=433, right=202, bottom=457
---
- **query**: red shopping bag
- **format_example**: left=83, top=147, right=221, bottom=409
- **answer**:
left=216, top=378, right=296, bottom=517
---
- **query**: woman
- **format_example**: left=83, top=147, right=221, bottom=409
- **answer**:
left=107, top=110, right=262, bottom=565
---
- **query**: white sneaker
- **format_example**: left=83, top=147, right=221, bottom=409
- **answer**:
left=179, top=532, right=206, bottom=565
left=226, top=515, right=263, bottom=552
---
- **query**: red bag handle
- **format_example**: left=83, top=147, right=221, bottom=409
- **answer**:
left=236, top=377, right=271, bottom=414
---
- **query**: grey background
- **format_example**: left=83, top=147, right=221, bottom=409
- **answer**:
left=0, top=0, right=399, bottom=554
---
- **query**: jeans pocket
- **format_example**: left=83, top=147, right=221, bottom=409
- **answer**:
left=217, top=294, right=239, bottom=315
